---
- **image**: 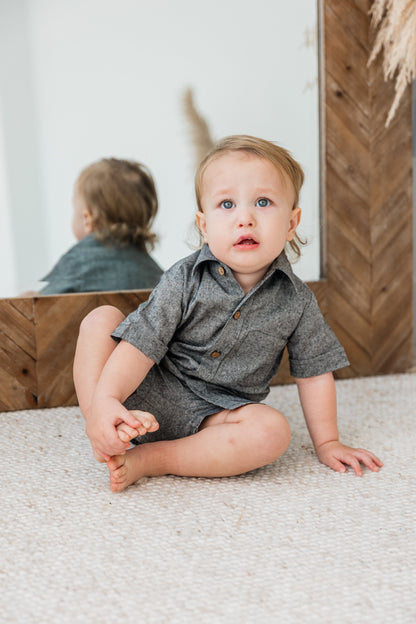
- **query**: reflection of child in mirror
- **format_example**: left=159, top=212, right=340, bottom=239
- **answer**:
left=31, top=158, right=163, bottom=295
left=73, top=135, right=383, bottom=492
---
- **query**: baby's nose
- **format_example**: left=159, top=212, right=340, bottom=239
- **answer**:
left=237, top=206, right=255, bottom=227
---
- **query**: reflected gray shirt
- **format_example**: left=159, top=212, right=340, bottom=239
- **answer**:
left=112, top=244, right=349, bottom=407
left=40, top=234, right=163, bottom=294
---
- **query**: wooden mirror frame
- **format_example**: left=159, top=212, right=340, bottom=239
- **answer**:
left=0, top=0, right=413, bottom=411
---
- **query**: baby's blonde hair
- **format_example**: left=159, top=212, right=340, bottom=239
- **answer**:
left=77, top=158, right=158, bottom=250
left=194, top=135, right=305, bottom=259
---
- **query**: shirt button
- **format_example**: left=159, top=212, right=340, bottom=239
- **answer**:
left=211, top=351, right=221, bottom=358
left=218, top=267, right=225, bottom=276
left=233, top=311, right=241, bottom=320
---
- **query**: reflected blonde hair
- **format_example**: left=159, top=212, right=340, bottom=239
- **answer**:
left=194, top=135, right=306, bottom=259
left=77, top=158, right=158, bottom=250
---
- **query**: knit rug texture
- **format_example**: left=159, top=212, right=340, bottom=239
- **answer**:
left=1, top=373, right=415, bottom=624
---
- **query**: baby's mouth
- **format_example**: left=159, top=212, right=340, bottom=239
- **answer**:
left=234, top=236, right=259, bottom=247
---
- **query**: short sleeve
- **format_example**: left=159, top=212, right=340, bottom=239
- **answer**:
left=287, top=290, right=349, bottom=378
left=111, top=264, right=185, bottom=364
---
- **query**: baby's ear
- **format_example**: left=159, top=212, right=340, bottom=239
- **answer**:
left=286, top=207, right=301, bottom=241
left=83, top=209, right=95, bottom=234
left=196, top=211, right=208, bottom=242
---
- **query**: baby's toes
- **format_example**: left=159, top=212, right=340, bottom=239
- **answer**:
left=107, top=454, right=126, bottom=472
left=133, top=410, right=159, bottom=431
left=148, top=419, right=159, bottom=432
left=117, top=423, right=140, bottom=442
left=111, top=464, right=128, bottom=483
left=108, top=458, right=129, bottom=493
left=131, top=410, right=159, bottom=432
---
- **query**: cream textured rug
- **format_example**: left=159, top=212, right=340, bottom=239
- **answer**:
left=1, top=373, right=415, bottom=623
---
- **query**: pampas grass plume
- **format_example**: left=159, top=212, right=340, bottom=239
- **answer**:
left=369, top=0, right=416, bottom=126
left=182, top=88, right=215, bottom=165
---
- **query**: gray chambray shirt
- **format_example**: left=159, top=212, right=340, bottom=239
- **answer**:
left=112, top=244, right=349, bottom=407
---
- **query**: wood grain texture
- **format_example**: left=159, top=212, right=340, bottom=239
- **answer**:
left=323, top=0, right=413, bottom=378
left=0, top=299, right=37, bottom=410
left=35, top=291, right=152, bottom=408
left=0, top=0, right=413, bottom=411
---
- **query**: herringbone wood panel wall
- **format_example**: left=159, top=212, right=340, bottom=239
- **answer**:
left=323, top=0, right=413, bottom=378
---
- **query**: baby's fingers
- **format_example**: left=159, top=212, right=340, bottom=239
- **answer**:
left=324, top=455, right=347, bottom=474
left=345, top=454, right=364, bottom=477
left=92, top=447, right=111, bottom=463
left=351, top=449, right=383, bottom=473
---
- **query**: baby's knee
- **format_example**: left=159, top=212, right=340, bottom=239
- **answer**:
left=79, top=305, right=125, bottom=336
left=256, top=407, right=291, bottom=460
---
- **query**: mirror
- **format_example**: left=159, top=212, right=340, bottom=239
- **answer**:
left=0, top=0, right=320, bottom=297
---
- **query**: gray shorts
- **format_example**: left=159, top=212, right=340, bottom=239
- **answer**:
left=123, top=365, right=251, bottom=445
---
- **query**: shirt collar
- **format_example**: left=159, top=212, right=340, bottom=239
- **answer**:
left=192, top=243, right=299, bottom=291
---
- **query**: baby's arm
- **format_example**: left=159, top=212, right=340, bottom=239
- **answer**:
left=87, top=340, right=158, bottom=461
left=295, top=372, right=383, bottom=476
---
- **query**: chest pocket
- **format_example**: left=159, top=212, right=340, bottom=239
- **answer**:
left=215, top=329, right=287, bottom=391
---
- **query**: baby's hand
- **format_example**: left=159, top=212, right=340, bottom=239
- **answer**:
left=116, top=409, right=159, bottom=443
left=316, top=441, right=383, bottom=477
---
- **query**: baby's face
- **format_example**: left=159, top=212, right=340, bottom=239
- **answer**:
left=72, top=184, right=93, bottom=241
left=196, top=151, right=301, bottom=293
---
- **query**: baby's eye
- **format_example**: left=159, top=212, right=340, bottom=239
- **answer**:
left=256, top=198, right=270, bottom=207
left=221, top=200, right=234, bottom=210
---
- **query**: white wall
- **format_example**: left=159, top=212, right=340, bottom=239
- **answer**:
left=0, top=0, right=47, bottom=296
left=1, top=0, right=320, bottom=295
left=0, top=98, right=17, bottom=297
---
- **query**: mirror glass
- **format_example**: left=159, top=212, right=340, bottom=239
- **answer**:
left=0, top=0, right=320, bottom=297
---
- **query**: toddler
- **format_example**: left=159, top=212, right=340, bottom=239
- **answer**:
left=39, top=158, right=163, bottom=294
left=73, top=135, right=382, bottom=492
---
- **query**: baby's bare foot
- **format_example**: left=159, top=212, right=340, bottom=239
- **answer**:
left=117, top=410, right=159, bottom=443
left=107, top=447, right=144, bottom=492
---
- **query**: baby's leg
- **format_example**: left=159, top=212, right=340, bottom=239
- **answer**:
left=73, top=305, right=126, bottom=420
left=107, top=403, right=290, bottom=491
left=74, top=305, right=128, bottom=461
